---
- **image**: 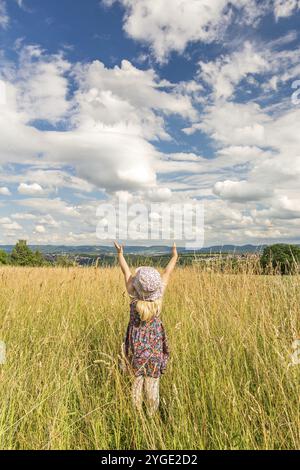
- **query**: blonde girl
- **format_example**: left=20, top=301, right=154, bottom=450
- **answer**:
left=114, top=241, right=178, bottom=415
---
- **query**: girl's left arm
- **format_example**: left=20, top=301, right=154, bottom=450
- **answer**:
left=114, top=242, right=134, bottom=295
left=162, top=242, right=178, bottom=287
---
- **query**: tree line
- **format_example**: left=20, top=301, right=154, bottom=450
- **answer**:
left=1, top=240, right=300, bottom=274
left=0, top=240, right=74, bottom=267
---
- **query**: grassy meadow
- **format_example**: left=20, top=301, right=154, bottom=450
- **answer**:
left=0, top=265, right=299, bottom=450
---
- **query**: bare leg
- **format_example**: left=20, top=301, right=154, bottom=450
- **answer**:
left=144, top=377, right=160, bottom=416
left=132, top=376, right=144, bottom=412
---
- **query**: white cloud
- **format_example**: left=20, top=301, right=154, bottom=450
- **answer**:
left=103, top=0, right=269, bottom=62
left=73, top=59, right=196, bottom=139
left=196, top=36, right=300, bottom=103
left=18, top=197, right=81, bottom=217
left=199, top=41, right=268, bottom=100
left=38, top=214, right=59, bottom=227
left=0, top=80, right=45, bottom=165
left=213, top=180, right=271, bottom=202
left=0, top=217, right=11, bottom=224
left=179, top=89, right=300, bottom=244
left=2, top=19, right=300, bottom=246
left=0, top=0, right=8, bottom=29
left=1, top=76, right=157, bottom=193
left=16, top=0, right=23, bottom=6
left=0, top=186, right=11, bottom=196
left=184, top=101, right=269, bottom=145
left=12, top=212, right=37, bottom=220
left=274, top=0, right=300, bottom=20
left=4, top=169, right=95, bottom=194
left=0, top=47, right=199, bottom=194
left=254, top=195, right=300, bottom=220
left=16, top=45, right=71, bottom=124
left=147, top=187, right=172, bottom=202
left=34, top=225, right=46, bottom=234
left=0, top=218, right=22, bottom=231
left=4, top=222, right=23, bottom=231
left=43, top=127, right=158, bottom=191
left=18, top=183, right=45, bottom=195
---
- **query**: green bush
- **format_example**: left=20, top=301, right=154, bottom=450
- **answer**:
left=260, top=243, right=300, bottom=274
left=0, top=249, right=9, bottom=265
left=10, top=240, right=45, bottom=267
left=55, top=255, right=76, bottom=267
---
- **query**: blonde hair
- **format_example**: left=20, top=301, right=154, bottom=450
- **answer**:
left=136, top=299, right=162, bottom=322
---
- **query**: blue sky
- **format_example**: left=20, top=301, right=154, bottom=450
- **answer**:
left=1, top=0, right=300, bottom=246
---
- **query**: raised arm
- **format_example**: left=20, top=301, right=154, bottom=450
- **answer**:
left=114, top=242, right=134, bottom=295
left=162, top=242, right=178, bottom=287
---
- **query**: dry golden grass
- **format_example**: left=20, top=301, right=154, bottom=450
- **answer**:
left=0, top=266, right=299, bottom=449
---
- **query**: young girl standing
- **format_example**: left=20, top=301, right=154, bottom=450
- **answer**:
left=114, top=242, right=178, bottom=415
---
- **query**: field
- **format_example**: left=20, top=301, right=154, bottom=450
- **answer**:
left=0, top=266, right=299, bottom=450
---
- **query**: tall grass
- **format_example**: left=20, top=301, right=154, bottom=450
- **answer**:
left=0, top=266, right=299, bottom=449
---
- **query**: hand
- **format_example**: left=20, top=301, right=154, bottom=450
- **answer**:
left=114, top=241, right=123, bottom=254
left=172, top=242, right=178, bottom=258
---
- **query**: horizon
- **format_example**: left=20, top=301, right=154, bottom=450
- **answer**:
left=1, top=1, right=300, bottom=246
left=0, top=241, right=274, bottom=249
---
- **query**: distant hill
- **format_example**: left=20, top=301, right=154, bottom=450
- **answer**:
left=0, top=244, right=267, bottom=255
left=197, top=244, right=267, bottom=254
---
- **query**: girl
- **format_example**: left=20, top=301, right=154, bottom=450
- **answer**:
left=114, top=241, right=178, bottom=415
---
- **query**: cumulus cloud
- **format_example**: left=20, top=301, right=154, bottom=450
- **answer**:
left=16, top=45, right=71, bottom=124
left=103, top=0, right=270, bottom=62
left=11, top=212, right=37, bottom=220
left=213, top=180, right=271, bottom=202
left=0, top=47, right=198, bottom=194
left=179, top=90, right=300, bottom=244
left=2, top=6, right=300, bottom=245
left=38, top=214, right=59, bottom=227
left=274, top=0, right=300, bottom=19
left=146, top=187, right=172, bottom=202
left=184, top=101, right=269, bottom=145
left=0, top=218, right=22, bottom=231
left=18, top=183, right=45, bottom=195
left=34, top=225, right=46, bottom=234
left=0, top=217, right=11, bottom=224
left=17, top=198, right=81, bottom=217
left=0, top=0, right=8, bottom=29
left=43, top=128, right=158, bottom=191
left=195, top=35, right=300, bottom=104
left=0, top=186, right=11, bottom=196
left=73, top=59, right=197, bottom=139
left=15, top=0, right=28, bottom=10
left=0, top=80, right=45, bottom=165
left=199, top=42, right=268, bottom=100
left=167, top=25, right=300, bottom=245
left=2, top=168, right=95, bottom=194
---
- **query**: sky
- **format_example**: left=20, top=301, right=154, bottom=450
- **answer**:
left=1, top=0, right=300, bottom=247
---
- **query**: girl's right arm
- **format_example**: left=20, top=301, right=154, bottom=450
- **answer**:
left=114, top=242, right=135, bottom=295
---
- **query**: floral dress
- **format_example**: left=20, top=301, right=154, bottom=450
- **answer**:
left=124, top=300, right=170, bottom=378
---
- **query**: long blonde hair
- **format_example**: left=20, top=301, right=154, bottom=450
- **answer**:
left=136, top=299, right=162, bottom=322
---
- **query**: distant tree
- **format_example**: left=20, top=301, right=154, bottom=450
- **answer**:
left=55, top=255, right=75, bottom=267
left=0, top=249, right=9, bottom=265
left=11, top=240, right=33, bottom=266
left=11, top=240, right=45, bottom=267
left=32, top=250, right=47, bottom=267
left=260, top=244, right=300, bottom=274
